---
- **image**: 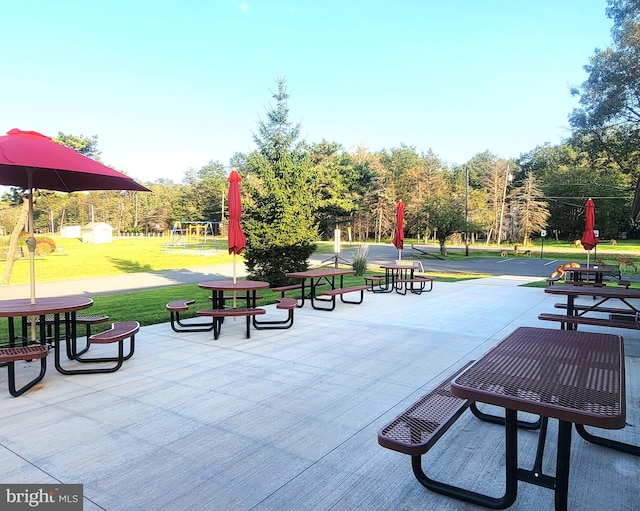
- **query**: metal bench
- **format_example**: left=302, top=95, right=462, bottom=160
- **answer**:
left=394, top=277, right=434, bottom=295
left=271, top=283, right=304, bottom=297
left=34, top=313, right=109, bottom=356
left=54, top=321, right=140, bottom=375
left=253, top=298, right=297, bottom=330
left=0, top=344, right=48, bottom=397
left=166, top=300, right=214, bottom=332
left=553, top=303, right=636, bottom=315
left=364, top=275, right=388, bottom=293
left=316, top=285, right=368, bottom=311
left=538, top=312, right=639, bottom=330
left=196, top=308, right=266, bottom=339
left=378, top=361, right=474, bottom=456
left=271, top=282, right=324, bottom=306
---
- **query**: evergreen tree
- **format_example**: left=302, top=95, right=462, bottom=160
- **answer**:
left=241, top=77, right=318, bottom=286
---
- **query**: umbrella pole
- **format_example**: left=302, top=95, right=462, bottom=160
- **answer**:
left=233, top=253, right=237, bottom=319
left=28, top=190, right=35, bottom=304
left=27, top=173, right=37, bottom=340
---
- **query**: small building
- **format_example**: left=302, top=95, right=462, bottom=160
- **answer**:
left=60, top=225, right=81, bottom=238
left=81, top=222, right=113, bottom=244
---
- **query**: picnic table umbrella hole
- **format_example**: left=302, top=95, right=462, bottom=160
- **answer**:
left=0, top=128, right=150, bottom=338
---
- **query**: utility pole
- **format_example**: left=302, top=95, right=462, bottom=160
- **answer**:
left=465, top=165, right=469, bottom=256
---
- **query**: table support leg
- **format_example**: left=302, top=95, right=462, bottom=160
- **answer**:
left=554, top=420, right=572, bottom=511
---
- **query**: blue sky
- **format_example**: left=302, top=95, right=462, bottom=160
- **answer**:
left=1, top=1, right=613, bottom=183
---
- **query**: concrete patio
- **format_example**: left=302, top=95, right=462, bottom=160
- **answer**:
left=1, top=275, right=638, bottom=510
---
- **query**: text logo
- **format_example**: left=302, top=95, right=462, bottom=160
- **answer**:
left=0, top=484, right=83, bottom=510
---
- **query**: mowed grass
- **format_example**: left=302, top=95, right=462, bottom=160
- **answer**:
left=2, top=236, right=639, bottom=341
left=3, top=236, right=236, bottom=284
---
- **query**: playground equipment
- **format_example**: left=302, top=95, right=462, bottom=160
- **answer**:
left=164, top=222, right=222, bottom=252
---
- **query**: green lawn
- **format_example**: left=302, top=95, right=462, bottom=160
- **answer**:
left=2, top=235, right=639, bottom=342
left=3, top=236, right=236, bottom=284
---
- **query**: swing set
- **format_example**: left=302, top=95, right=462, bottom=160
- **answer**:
left=164, top=221, right=223, bottom=252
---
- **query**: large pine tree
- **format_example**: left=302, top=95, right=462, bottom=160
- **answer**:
left=241, top=77, right=318, bottom=286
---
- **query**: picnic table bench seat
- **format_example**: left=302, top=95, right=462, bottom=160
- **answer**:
left=394, top=277, right=434, bottom=295
left=33, top=313, right=109, bottom=359
left=271, top=282, right=325, bottom=306
left=553, top=303, right=637, bottom=315
left=377, top=360, right=542, bottom=503
left=315, top=284, right=368, bottom=310
left=167, top=300, right=215, bottom=332
left=55, top=321, right=140, bottom=375
left=197, top=307, right=266, bottom=339
left=538, top=312, right=639, bottom=330
left=0, top=344, right=48, bottom=397
left=546, top=273, right=566, bottom=286
left=253, top=298, right=297, bottom=330
left=364, top=275, right=386, bottom=291
left=271, top=283, right=303, bottom=295
left=378, top=361, right=474, bottom=456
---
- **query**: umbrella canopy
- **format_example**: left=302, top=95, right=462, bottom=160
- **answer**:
left=227, top=170, right=246, bottom=287
left=0, top=128, right=150, bottom=307
left=0, top=129, right=150, bottom=192
left=227, top=170, right=246, bottom=256
left=392, top=200, right=404, bottom=257
left=580, top=198, right=598, bottom=251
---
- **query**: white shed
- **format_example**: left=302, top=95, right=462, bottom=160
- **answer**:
left=60, top=225, right=81, bottom=238
left=81, top=222, right=113, bottom=244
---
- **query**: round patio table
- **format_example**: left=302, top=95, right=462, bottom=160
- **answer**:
left=0, top=296, right=94, bottom=345
left=198, top=280, right=269, bottom=309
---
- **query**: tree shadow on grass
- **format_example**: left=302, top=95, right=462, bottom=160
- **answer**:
left=108, top=257, right=152, bottom=273
left=106, top=257, right=236, bottom=285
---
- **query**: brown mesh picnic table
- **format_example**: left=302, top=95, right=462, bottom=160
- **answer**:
left=434, top=326, right=634, bottom=511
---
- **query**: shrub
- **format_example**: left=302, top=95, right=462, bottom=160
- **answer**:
left=352, top=244, right=369, bottom=276
left=16, top=234, right=57, bottom=255
left=36, top=236, right=57, bottom=255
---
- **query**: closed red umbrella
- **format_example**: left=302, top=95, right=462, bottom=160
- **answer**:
left=580, top=198, right=598, bottom=266
left=392, top=200, right=404, bottom=260
left=227, top=169, right=246, bottom=284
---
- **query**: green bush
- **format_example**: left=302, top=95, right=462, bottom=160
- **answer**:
left=244, top=243, right=316, bottom=286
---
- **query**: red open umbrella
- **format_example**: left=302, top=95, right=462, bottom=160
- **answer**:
left=392, top=200, right=404, bottom=260
left=227, top=169, right=246, bottom=283
left=580, top=198, right=598, bottom=266
left=0, top=128, right=150, bottom=306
